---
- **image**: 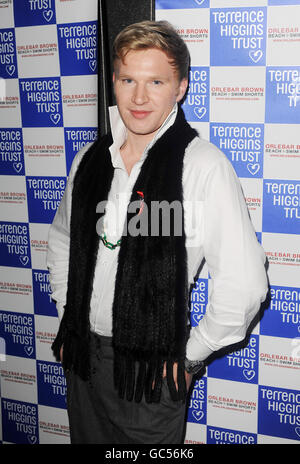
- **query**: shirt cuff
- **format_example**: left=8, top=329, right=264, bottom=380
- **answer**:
left=186, top=326, right=214, bottom=361
left=56, top=302, right=65, bottom=322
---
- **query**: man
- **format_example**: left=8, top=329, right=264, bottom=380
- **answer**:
left=47, top=20, right=268, bottom=444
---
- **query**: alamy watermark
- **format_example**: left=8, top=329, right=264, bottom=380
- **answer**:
left=95, top=195, right=200, bottom=244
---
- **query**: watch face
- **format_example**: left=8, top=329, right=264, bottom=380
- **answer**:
left=185, top=359, right=204, bottom=374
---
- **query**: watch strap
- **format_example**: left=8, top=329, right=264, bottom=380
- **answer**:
left=184, top=357, right=205, bottom=375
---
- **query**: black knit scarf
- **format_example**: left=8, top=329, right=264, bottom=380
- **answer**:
left=52, top=106, right=198, bottom=403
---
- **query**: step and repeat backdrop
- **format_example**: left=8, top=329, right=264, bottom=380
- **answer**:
left=0, top=0, right=299, bottom=445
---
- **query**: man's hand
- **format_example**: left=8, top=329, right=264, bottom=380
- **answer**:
left=185, top=370, right=193, bottom=392
left=162, top=362, right=193, bottom=392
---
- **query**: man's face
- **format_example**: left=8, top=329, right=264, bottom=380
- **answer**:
left=113, top=48, right=188, bottom=142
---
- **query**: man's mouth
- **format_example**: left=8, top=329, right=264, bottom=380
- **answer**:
left=130, top=110, right=151, bottom=119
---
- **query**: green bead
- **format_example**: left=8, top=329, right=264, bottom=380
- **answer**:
left=100, top=233, right=121, bottom=250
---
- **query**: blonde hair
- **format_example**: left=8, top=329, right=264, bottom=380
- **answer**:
left=113, top=20, right=190, bottom=81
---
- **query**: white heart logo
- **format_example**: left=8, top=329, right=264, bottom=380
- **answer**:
left=192, top=410, right=204, bottom=422
left=19, top=256, right=29, bottom=266
left=194, top=0, right=205, bottom=5
left=24, top=346, right=34, bottom=356
left=192, top=314, right=201, bottom=325
left=295, top=427, right=300, bottom=438
left=27, top=435, right=37, bottom=444
left=13, top=162, right=23, bottom=173
left=243, top=369, right=255, bottom=381
left=194, top=107, right=206, bottom=120
left=50, top=113, right=61, bottom=125
left=6, top=65, right=15, bottom=76
left=43, top=10, right=53, bottom=22
left=89, top=60, right=97, bottom=72
left=247, top=163, right=260, bottom=176
left=249, top=49, right=263, bottom=64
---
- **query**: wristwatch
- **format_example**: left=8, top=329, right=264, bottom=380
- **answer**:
left=184, top=358, right=205, bottom=375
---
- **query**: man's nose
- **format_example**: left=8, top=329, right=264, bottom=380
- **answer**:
left=132, top=83, right=149, bottom=105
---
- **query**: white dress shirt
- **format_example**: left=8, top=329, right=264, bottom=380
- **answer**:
left=47, top=104, right=268, bottom=362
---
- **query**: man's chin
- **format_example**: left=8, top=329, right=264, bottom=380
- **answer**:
left=127, top=125, right=160, bottom=138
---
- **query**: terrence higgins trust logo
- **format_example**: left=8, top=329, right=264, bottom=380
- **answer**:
left=0, top=311, right=35, bottom=359
left=0, top=28, right=18, bottom=79
left=13, top=0, right=56, bottom=27
left=19, top=77, right=63, bottom=128
left=190, top=278, right=208, bottom=328
left=2, top=398, right=38, bottom=444
left=208, top=335, right=259, bottom=384
left=187, top=378, right=207, bottom=425
left=0, top=222, right=31, bottom=268
left=182, top=67, right=209, bottom=122
left=210, top=123, right=264, bottom=178
left=266, top=67, right=300, bottom=124
left=0, top=129, right=24, bottom=176
left=64, top=127, right=97, bottom=175
left=258, top=385, right=300, bottom=441
left=260, top=285, right=300, bottom=339
left=210, top=7, right=266, bottom=66
left=57, top=21, right=98, bottom=76
left=262, top=179, right=300, bottom=234
left=37, top=361, right=67, bottom=409
left=32, top=269, right=57, bottom=317
left=26, top=176, right=66, bottom=224
left=207, top=426, right=256, bottom=444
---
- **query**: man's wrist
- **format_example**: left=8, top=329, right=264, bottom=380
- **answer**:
left=184, top=357, right=205, bottom=375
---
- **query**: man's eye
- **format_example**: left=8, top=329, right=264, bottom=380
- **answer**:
left=153, top=80, right=162, bottom=85
left=122, top=78, right=132, bottom=84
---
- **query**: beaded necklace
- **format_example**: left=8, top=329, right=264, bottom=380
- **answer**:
left=100, top=190, right=144, bottom=250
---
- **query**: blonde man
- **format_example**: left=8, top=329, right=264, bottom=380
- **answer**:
left=48, top=21, right=268, bottom=444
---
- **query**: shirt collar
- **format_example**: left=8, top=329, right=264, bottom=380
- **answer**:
left=108, top=104, right=178, bottom=169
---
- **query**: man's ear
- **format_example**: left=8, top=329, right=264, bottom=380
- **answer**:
left=176, top=78, right=188, bottom=102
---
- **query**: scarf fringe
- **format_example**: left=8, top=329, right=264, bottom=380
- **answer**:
left=114, top=353, right=186, bottom=403
left=53, top=330, right=187, bottom=403
left=51, top=322, right=90, bottom=381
